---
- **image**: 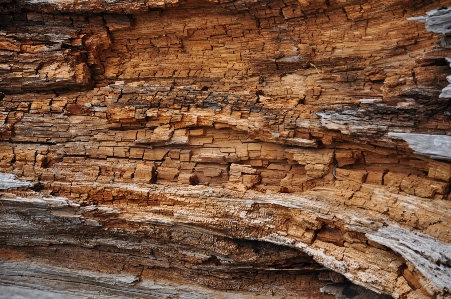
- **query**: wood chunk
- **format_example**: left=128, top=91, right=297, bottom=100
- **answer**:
left=180, top=150, right=192, bottom=162
left=143, top=149, right=169, bottom=161
left=335, top=168, right=368, bottom=183
left=316, top=226, right=345, bottom=247
left=335, top=150, right=362, bottom=167
left=230, top=163, right=256, bottom=175
left=134, top=163, right=156, bottom=182
left=428, top=160, right=451, bottom=181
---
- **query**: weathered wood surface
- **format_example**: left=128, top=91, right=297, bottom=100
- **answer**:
left=1, top=0, right=451, bottom=298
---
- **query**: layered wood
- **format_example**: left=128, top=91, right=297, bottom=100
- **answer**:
left=1, top=0, right=451, bottom=298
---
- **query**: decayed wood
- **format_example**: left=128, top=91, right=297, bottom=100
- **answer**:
left=1, top=0, right=451, bottom=298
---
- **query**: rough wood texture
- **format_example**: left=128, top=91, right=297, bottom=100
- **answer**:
left=1, top=0, right=451, bottom=298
